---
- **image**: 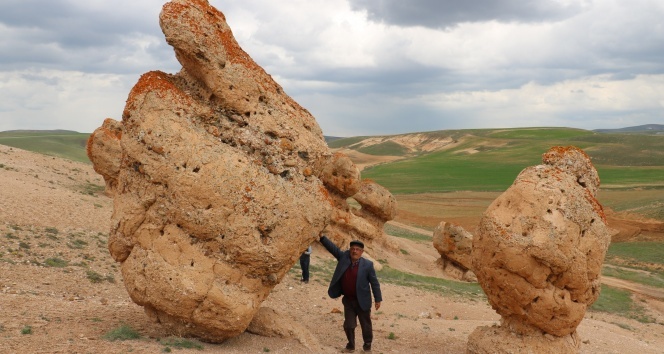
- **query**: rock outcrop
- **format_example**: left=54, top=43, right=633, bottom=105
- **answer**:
left=324, top=178, right=399, bottom=254
left=432, top=221, right=476, bottom=282
left=468, top=146, right=611, bottom=353
left=86, top=0, right=396, bottom=343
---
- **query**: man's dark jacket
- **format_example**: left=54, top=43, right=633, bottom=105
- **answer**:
left=320, top=235, right=382, bottom=312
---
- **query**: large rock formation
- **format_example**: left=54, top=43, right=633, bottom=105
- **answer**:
left=86, top=0, right=396, bottom=343
left=432, top=221, right=476, bottom=282
left=468, top=146, right=611, bottom=353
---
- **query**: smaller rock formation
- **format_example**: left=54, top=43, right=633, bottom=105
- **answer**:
left=432, top=221, right=476, bottom=282
left=468, top=146, right=611, bottom=353
left=86, top=118, right=122, bottom=195
left=324, top=178, right=399, bottom=255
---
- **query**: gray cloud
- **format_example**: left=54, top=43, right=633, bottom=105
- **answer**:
left=0, top=0, right=178, bottom=73
left=0, top=0, right=662, bottom=136
left=348, top=0, right=582, bottom=28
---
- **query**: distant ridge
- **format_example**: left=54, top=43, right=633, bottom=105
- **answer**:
left=594, top=124, right=664, bottom=133
left=324, top=136, right=345, bottom=143
left=0, top=129, right=82, bottom=135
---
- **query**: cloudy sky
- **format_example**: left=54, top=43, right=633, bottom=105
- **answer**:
left=1, top=0, right=663, bottom=136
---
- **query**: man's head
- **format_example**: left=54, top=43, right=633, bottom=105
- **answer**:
left=349, top=240, right=364, bottom=262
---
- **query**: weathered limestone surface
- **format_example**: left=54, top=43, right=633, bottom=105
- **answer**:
left=468, top=146, right=611, bottom=353
left=86, top=118, right=122, bottom=195
left=323, top=177, right=399, bottom=263
left=432, top=221, right=476, bottom=282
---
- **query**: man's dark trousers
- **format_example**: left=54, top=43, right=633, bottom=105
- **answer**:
left=299, top=253, right=310, bottom=282
left=342, top=296, right=372, bottom=348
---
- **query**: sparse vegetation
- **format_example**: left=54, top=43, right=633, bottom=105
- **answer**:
left=606, top=242, right=664, bottom=266
left=379, top=266, right=484, bottom=298
left=602, top=266, right=664, bottom=288
left=387, top=332, right=396, bottom=340
left=159, top=337, right=204, bottom=350
left=384, top=224, right=431, bottom=242
left=44, top=257, right=68, bottom=268
left=590, top=285, right=656, bottom=323
left=103, top=324, right=141, bottom=341
left=21, top=325, right=32, bottom=335
left=80, top=182, right=104, bottom=196
left=86, top=270, right=115, bottom=283
left=68, top=239, right=88, bottom=249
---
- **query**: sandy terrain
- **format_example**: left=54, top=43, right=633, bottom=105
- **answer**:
left=1, top=144, right=663, bottom=353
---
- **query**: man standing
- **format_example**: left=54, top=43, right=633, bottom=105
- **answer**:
left=300, top=245, right=312, bottom=283
left=320, top=235, right=382, bottom=353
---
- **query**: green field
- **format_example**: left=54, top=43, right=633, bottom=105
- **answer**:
left=0, top=130, right=91, bottom=163
left=360, top=128, right=664, bottom=193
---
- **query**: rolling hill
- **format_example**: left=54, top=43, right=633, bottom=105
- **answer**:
left=329, top=127, right=664, bottom=194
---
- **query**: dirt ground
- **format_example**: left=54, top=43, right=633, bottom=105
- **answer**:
left=1, top=144, right=663, bottom=353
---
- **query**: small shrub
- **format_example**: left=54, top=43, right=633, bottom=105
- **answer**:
left=103, top=324, right=141, bottom=341
left=19, top=242, right=30, bottom=249
left=399, top=249, right=409, bottom=255
left=44, top=227, right=59, bottom=235
left=45, top=257, right=68, bottom=268
left=263, top=348, right=270, bottom=352
left=21, top=325, right=32, bottom=335
left=387, top=332, right=396, bottom=340
left=68, top=239, right=88, bottom=249
left=159, top=337, right=204, bottom=350
left=5, top=233, right=18, bottom=239
left=612, top=322, right=634, bottom=331
left=87, top=270, right=104, bottom=283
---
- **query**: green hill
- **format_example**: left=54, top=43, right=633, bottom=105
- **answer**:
left=355, top=127, right=664, bottom=193
left=0, top=130, right=91, bottom=164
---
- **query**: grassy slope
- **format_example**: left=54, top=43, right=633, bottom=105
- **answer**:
left=360, top=128, right=664, bottom=193
left=0, top=130, right=91, bottom=163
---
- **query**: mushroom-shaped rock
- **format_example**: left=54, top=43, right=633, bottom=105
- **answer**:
left=468, top=146, right=611, bottom=353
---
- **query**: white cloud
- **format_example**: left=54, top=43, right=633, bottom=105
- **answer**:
left=0, top=0, right=662, bottom=136
left=0, top=69, right=133, bottom=132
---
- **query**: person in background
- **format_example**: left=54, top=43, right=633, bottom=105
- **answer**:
left=319, top=234, right=382, bottom=353
left=300, top=245, right=312, bottom=283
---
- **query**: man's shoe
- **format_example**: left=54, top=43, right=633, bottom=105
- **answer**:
left=362, top=343, right=371, bottom=352
left=341, top=343, right=355, bottom=352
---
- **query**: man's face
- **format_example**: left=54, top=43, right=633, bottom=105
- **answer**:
left=350, top=246, right=363, bottom=262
